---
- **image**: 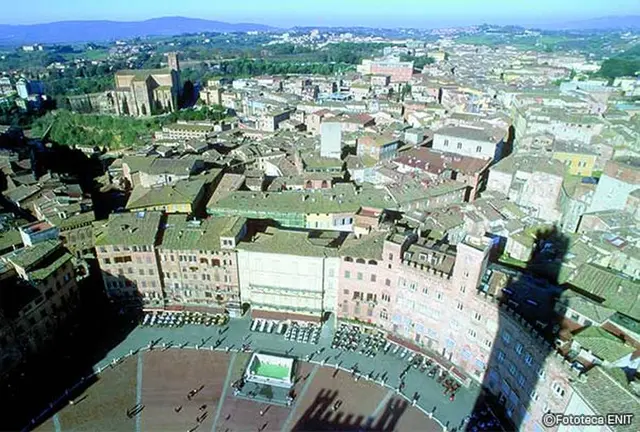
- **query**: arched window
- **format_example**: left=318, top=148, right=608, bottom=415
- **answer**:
left=356, top=258, right=366, bottom=264
left=212, top=258, right=221, bottom=267
left=305, top=180, right=313, bottom=189
left=368, top=260, right=378, bottom=266
left=344, top=257, right=353, bottom=262
left=321, top=180, right=329, bottom=188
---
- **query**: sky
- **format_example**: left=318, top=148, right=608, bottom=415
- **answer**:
left=2, top=0, right=640, bottom=27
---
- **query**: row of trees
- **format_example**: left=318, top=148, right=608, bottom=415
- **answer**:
left=218, top=58, right=354, bottom=77
left=599, top=45, right=640, bottom=80
left=399, top=54, right=436, bottom=69
left=29, top=106, right=228, bottom=148
left=30, top=110, right=162, bottom=149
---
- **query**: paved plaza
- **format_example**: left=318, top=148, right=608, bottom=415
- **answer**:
left=34, top=313, right=483, bottom=431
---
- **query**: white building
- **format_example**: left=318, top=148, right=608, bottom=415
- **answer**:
left=589, top=158, right=640, bottom=213
left=487, top=154, right=567, bottom=222
left=320, top=122, right=342, bottom=159
left=236, top=228, right=340, bottom=317
left=433, top=125, right=506, bottom=161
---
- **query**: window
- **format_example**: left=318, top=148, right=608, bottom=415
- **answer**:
left=457, top=142, right=462, bottom=149
left=385, top=278, right=391, bottom=286
left=456, top=301, right=464, bottom=311
left=473, top=312, right=482, bottom=322
left=507, top=361, right=517, bottom=377
left=344, top=257, right=353, bottom=262
left=137, top=269, right=143, bottom=275
left=524, top=352, right=533, bottom=366
left=344, top=271, right=351, bottom=279
left=343, top=289, right=349, bottom=295
left=497, top=350, right=505, bottom=363
left=450, top=319, right=459, bottom=329
left=436, top=291, right=443, bottom=301
left=444, top=139, right=449, bottom=147
left=530, top=389, right=538, bottom=402
left=328, top=268, right=335, bottom=277
left=370, top=274, right=377, bottom=282
left=476, top=145, right=482, bottom=153
left=368, top=260, right=377, bottom=266
left=515, top=342, right=524, bottom=356
left=356, top=258, right=366, bottom=264
left=552, top=382, right=565, bottom=398
left=103, top=258, right=111, bottom=265
left=422, top=287, right=428, bottom=295
left=380, top=309, right=388, bottom=320
left=357, top=272, right=363, bottom=280
left=517, top=373, right=526, bottom=388
left=502, top=330, right=512, bottom=345
left=460, top=285, right=466, bottom=293
left=381, top=293, right=391, bottom=302
left=388, top=253, right=393, bottom=260
left=483, top=338, right=492, bottom=349
left=468, top=329, right=477, bottom=339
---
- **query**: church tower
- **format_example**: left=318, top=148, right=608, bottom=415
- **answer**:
left=167, top=52, right=180, bottom=72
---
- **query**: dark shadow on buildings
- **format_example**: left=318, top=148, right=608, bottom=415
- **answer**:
left=1, top=272, right=143, bottom=431
left=503, top=125, right=515, bottom=159
left=291, top=388, right=409, bottom=431
left=469, top=226, right=570, bottom=431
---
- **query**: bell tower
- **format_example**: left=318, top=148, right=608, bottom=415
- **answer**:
left=167, top=52, right=180, bottom=72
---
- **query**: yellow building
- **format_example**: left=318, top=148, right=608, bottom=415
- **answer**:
left=551, top=141, right=598, bottom=177
left=428, top=51, right=446, bottom=63
left=125, top=178, right=206, bottom=215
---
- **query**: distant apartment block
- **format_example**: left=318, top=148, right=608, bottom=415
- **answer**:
left=356, top=134, right=401, bottom=162
left=156, top=123, right=214, bottom=141
left=358, top=58, right=414, bottom=83
left=433, top=125, right=506, bottom=161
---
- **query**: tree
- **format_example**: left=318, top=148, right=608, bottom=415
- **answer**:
left=181, top=80, right=195, bottom=108
left=119, top=98, right=129, bottom=115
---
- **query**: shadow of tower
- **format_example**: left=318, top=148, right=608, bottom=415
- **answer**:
left=469, top=226, right=571, bottom=431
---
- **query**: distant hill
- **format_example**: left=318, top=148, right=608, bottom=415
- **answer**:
left=0, top=16, right=276, bottom=45
left=559, top=15, right=640, bottom=30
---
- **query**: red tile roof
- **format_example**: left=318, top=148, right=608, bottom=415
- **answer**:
left=394, top=147, right=491, bottom=175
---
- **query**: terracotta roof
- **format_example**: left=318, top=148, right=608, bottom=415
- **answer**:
left=394, top=147, right=491, bottom=175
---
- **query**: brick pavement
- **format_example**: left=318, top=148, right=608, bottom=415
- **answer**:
left=139, top=350, right=230, bottom=432
left=36, top=314, right=483, bottom=430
